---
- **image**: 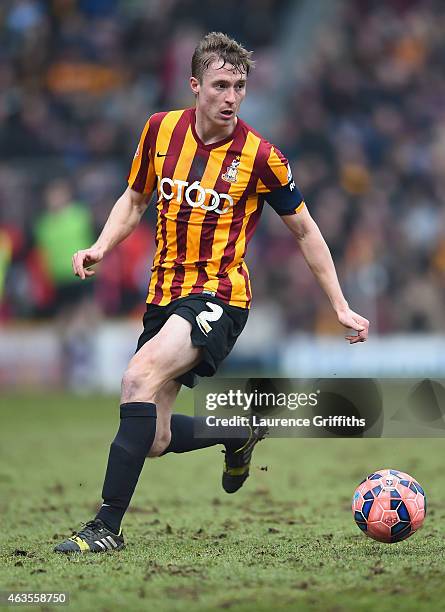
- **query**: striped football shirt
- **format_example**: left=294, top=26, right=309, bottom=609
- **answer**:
left=128, top=107, right=304, bottom=308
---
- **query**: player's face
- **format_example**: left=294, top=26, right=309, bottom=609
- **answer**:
left=190, top=60, right=247, bottom=127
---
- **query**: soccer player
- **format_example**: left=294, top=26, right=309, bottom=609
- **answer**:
left=55, top=32, right=369, bottom=553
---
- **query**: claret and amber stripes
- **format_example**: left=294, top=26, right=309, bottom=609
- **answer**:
left=128, top=112, right=167, bottom=194
left=189, top=126, right=249, bottom=302
left=149, top=110, right=193, bottom=304
left=127, top=108, right=300, bottom=309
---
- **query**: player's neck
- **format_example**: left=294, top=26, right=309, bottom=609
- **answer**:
left=194, top=108, right=237, bottom=145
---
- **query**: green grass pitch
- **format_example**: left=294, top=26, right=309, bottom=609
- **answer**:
left=1, top=392, right=445, bottom=611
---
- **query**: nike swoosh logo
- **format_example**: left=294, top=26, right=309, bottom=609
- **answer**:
left=156, top=152, right=171, bottom=157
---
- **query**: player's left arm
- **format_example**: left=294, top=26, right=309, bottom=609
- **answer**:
left=281, top=206, right=369, bottom=344
left=259, top=144, right=368, bottom=343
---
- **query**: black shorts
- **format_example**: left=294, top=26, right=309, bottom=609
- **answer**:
left=136, top=295, right=249, bottom=388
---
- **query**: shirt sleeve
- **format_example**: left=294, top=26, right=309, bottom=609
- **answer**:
left=257, top=145, right=305, bottom=216
left=127, top=116, right=157, bottom=194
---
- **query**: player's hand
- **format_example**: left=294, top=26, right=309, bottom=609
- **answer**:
left=336, top=308, right=369, bottom=344
left=72, top=246, right=104, bottom=280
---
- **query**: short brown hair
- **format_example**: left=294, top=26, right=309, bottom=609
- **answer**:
left=191, top=32, right=254, bottom=82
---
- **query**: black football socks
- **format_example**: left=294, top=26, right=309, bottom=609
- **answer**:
left=161, top=413, right=250, bottom=455
left=96, top=402, right=157, bottom=534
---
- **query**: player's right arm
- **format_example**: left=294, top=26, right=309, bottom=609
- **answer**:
left=72, top=187, right=151, bottom=279
left=73, top=114, right=156, bottom=279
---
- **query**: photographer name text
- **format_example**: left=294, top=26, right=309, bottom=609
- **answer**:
left=205, top=415, right=366, bottom=428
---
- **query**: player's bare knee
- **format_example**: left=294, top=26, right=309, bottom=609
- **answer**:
left=121, top=361, right=163, bottom=403
left=121, top=367, right=148, bottom=401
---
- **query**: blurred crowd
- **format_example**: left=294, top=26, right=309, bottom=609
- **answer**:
left=251, top=0, right=445, bottom=334
left=1, top=0, right=444, bottom=334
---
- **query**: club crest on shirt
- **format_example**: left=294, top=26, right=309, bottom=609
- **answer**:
left=222, top=156, right=240, bottom=183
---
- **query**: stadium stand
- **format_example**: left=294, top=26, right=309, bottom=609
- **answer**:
left=1, top=0, right=444, bottom=338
